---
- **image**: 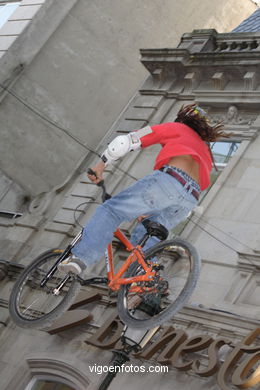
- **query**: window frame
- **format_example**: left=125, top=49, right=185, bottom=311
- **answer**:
left=4, top=358, right=90, bottom=390
left=24, top=376, right=77, bottom=390
left=198, top=139, right=241, bottom=201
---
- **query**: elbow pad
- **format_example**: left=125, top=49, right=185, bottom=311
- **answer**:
left=101, top=132, right=141, bottom=165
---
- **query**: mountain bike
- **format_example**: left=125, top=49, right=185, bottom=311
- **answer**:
left=9, top=171, right=201, bottom=330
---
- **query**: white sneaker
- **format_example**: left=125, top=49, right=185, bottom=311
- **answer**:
left=58, top=255, right=86, bottom=275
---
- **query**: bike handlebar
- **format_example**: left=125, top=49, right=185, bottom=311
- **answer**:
left=87, top=168, right=111, bottom=203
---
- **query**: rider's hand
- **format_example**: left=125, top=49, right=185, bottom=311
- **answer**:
left=87, top=161, right=105, bottom=184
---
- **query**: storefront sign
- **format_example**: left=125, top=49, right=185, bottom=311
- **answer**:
left=47, top=290, right=260, bottom=390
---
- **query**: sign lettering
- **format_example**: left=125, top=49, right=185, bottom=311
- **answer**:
left=47, top=289, right=260, bottom=389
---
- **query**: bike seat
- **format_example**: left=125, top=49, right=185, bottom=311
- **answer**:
left=141, top=219, right=169, bottom=241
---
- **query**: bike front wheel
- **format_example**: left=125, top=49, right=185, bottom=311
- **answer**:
left=9, top=249, right=81, bottom=328
left=117, top=237, right=200, bottom=330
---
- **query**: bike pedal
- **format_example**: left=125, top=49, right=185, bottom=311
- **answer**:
left=76, top=276, right=86, bottom=286
left=152, top=264, right=164, bottom=271
left=108, top=290, right=118, bottom=298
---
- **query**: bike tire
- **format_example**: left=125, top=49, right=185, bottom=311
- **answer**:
left=9, top=249, right=81, bottom=329
left=117, top=237, right=200, bottom=330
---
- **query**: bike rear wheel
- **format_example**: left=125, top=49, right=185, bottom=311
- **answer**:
left=9, top=249, right=81, bottom=328
left=117, top=237, right=200, bottom=329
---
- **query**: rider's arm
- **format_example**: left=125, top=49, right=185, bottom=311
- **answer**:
left=100, top=125, right=160, bottom=166
left=88, top=123, right=174, bottom=182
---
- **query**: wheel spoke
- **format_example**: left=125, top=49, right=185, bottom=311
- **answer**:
left=9, top=251, right=80, bottom=327
left=117, top=238, right=200, bottom=329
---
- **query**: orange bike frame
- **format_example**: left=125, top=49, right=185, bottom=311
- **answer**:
left=106, top=228, right=155, bottom=291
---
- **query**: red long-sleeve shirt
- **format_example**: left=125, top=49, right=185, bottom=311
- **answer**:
left=139, top=122, right=212, bottom=190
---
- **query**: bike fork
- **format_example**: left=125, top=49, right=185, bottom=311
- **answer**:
left=53, top=274, right=71, bottom=295
left=40, top=230, right=83, bottom=288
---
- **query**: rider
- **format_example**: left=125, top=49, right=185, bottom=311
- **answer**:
left=59, top=103, right=228, bottom=275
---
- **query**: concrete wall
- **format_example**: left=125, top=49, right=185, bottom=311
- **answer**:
left=0, top=171, right=27, bottom=213
left=0, top=0, right=257, bottom=202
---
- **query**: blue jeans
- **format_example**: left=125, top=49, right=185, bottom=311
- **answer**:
left=72, top=167, right=200, bottom=265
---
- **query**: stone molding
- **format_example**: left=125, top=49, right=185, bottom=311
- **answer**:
left=4, top=357, right=90, bottom=390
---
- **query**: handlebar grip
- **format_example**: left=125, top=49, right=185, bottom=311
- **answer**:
left=87, top=168, right=111, bottom=201
left=87, top=168, right=104, bottom=186
left=87, top=168, right=97, bottom=178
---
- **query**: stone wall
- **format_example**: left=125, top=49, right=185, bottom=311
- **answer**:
left=0, top=0, right=256, bottom=200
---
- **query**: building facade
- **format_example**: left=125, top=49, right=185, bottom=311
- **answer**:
left=0, top=0, right=256, bottom=207
left=0, top=1, right=260, bottom=390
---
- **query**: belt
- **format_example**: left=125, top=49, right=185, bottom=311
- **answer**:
left=160, top=167, right=200, bottom=201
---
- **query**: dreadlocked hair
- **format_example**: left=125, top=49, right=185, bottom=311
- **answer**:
left=175, top=103, right=230, bottom=142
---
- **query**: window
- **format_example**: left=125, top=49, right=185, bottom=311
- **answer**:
left=174, top=140, right=240, bottom=234
left=210, top=140, right=239, bottom=170
left=0, top=1, right=20, bottom=29
left=7, top=359, right=90, bottom=390
left=207, top=140, right=240, bottom=190
left=25, top=378, right=76, bottom=390
left=198, top=140, right=240, bottom=199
